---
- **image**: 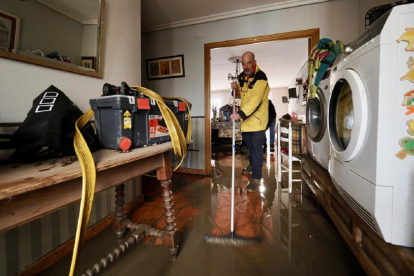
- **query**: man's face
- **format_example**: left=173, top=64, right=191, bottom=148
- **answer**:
left=242, top=54, right=256, bottom=76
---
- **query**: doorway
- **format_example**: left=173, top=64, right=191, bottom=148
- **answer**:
left=204, top=28, right=319, bottom=174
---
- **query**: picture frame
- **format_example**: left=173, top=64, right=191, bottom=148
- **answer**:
left=147, top=54, right=185, bottom=80
left=0, top=9, right=20, bottom=54
left=81, top=56, right=96, bottom=70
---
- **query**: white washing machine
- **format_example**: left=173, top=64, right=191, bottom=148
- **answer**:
left=306, top=70, right=331, bottom=170
left=328, top=4, right=414, bottom=247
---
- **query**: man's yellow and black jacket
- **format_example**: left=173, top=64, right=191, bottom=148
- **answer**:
left=236, top=64, right=270, bottom=132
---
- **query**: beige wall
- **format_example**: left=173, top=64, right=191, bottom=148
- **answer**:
left=0, top=1, right=142, bottom=275
left=0, top=0, right=84, bottom=65
left=358, top=0, right=395, bottom=34
left=0, top=0, right=141, bottom=123
left=288, top=62, right=307, bottom=118
left=269, top=87, right=289, bottom=123
left=142, top=0, right=359, bottom=117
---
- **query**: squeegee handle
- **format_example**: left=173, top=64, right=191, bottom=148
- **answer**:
left=231, top=88, right=236, bottom=234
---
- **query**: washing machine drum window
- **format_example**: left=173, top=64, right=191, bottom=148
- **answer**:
left=306, top=88, right=326, bottom=142
left=330, top=79, right=354, bottom=151
left=328, top=69, right=367, bottom=161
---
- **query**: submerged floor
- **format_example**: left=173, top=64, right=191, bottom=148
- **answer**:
left=41, top=144, right=366, bottom=276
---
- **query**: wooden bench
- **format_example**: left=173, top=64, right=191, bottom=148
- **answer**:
left=0, top=142, right=181, bottom=273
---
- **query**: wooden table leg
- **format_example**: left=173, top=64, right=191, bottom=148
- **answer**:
left=156, top=152, right=179, bottom=260
left=161, top=179, right=179, bottom=259
left=112, top=183, right=126, bottom=241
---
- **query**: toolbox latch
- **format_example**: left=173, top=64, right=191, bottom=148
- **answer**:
left=179, top=102, right=186, bottom=112
left=137, top=98, right=150, bottom=110
left=127, top=96, right=135, bottom=104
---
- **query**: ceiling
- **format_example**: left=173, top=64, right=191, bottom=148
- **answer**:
left=141, top=0, right=328, bottom=32
left=211, top=38, right=308, bottom=91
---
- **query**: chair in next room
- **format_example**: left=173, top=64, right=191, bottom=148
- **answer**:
left=277, top=121, right=302, bottom=193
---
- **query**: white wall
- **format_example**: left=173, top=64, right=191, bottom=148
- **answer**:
left=282, top=0, right=393, bottom=120
left=0, top=0, right=141, bottom=123
left=269, top=87, right=288, bottom=122
left=358, top=0, right=395, bottom=34
left=211, top=89, right=231, bottom=107
left=288, top=62, right=307, bottom=118
left=141, top=0, right=359, bottom=116
left=0, top=0, right=84, bottom=65
left=82, top=25, right=99, bottom=57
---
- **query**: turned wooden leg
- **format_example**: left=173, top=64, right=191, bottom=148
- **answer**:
left=156, top=151, right=178, bottom=260
left=112, top=184, right=126, bottom=242
left=161, top=179, right=179, bottom=260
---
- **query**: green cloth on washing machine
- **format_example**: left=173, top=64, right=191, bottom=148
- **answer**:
left=309, top=39, right=345, bottom=98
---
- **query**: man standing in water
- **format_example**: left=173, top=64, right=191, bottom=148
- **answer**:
left=230, top=51, right=270, bottom=192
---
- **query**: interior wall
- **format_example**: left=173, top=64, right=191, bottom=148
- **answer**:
left=82, top=25, right=98, bottom=57
left=283, top=0, right=394, bottom=121
left=269, top=87, right=289, bottom=123
left=0, top=0, right=141, bottom=122
left=141, top=0, right=359, bottom=117
left=358, top=0, right=395, bottom=34
left=211, top=89, right=231, bottom=112
left=0, top=1, right=142, bottom=275
left=0, top=0, right=84, bottom=65
left=288, top=62, right=307, bottom=118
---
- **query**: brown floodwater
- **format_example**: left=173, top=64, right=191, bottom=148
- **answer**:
left=40, top=144, right=365, bottom=276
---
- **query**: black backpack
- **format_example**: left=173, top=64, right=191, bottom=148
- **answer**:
left=9, top=85, right=99, bottom=161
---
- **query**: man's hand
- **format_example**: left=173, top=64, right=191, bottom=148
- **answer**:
left=231, top=81, right=237, bottom=89
left=230, top=112, right=241, bottom=121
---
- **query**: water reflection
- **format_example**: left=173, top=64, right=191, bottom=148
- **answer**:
left=278, top=181, right=302, bottom=266
left=203, top=144, right=365, bottom=275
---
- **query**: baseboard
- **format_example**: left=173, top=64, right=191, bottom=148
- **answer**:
left=17, top=194, right=144, bottom=276
left=174, top=167, right=206, bottom=175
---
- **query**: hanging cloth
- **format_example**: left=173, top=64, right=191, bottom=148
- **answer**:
left=308, top=38, right=345, bottom=98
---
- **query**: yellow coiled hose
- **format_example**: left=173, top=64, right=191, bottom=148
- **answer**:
left=69, top=88, right=189, bottom=275
left=69, top=109, right=96, bottom=276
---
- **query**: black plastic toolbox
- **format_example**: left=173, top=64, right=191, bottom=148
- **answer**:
left=133, top=97, right=172, bottom=147
left=90, top=95, right=136, bottom=150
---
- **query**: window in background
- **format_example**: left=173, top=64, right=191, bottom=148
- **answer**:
left=211, top=98, right=222, bottom=119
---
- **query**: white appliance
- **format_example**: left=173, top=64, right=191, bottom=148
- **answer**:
left=306, top=70, right=331, bottom=170
left=328, top=4, right=414, bottom=247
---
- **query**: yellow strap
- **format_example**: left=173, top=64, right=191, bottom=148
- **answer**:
left=69, top=88, right=189, bottom=273
left=308, top=48, right=329, bottom=99
left=310, top=85, right=318, bottom=99
left=162, top=96, right=192, bottom=141
left=337, top=40, right=344, bottom=52
left=69, top=109, right=96, bottom=276
left=131, top=86, right=187, bottom=172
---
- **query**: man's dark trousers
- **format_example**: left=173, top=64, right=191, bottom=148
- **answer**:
left=243, top=130, right=265, bottom=179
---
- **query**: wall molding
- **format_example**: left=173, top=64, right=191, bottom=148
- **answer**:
left=142, top=0, right=330, bottom=33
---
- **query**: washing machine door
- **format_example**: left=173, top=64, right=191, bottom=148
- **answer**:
left=328, top=69, right=368, bottom=161
left=306, top=87, right=326, bottom=143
